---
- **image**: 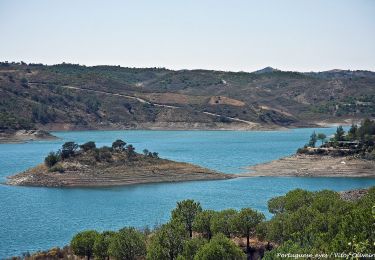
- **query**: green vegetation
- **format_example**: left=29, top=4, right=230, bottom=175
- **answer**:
left=232, top=208, right=265, bottom=254
left=17, top=186, right=375, bottom=259
left=93, top=231, right=115, bottom=260
left=317, top=133, right=326, bottom=145
left=70, top=230, right=99, bottom=260
left=299, top=119, right=375, bottom=159
left=43, top=139, right=161, bottom=169
left=108, top=228, right=146, bottom=260
left=193, top=234, right=246, bottom=260
left=44, top=151, right=60, bottom=167
left=172, top=199, right=202, bottom=238
left=261, top=188, right=375, bottom=259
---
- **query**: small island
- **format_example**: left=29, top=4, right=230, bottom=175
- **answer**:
left=248, top=119, right=375, bottom=177
left=7, top=139, right=233, bottom=187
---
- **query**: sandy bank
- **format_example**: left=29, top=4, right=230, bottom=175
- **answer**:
left=247, top=154, right=375, bottom=178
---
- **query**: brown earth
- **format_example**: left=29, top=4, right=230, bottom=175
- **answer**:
left=247, top=154, right=375, bottom=177
left=208, top=96, right=246, bottom=106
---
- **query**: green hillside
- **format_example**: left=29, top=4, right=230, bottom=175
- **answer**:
left=1, top=62, right=374, bottom=130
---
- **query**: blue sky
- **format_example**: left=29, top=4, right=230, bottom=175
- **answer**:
left=0, top=0, right=374, bottom=72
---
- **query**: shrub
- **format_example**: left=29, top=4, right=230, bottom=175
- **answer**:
left=80, top=141, right=96, bottom=152
left=60, top=142, right=78, bottom=159
left=112, top=139, right=126, bottom=151
left=194, top=233, right=246, bottom=260
left=48, top=163, right=64, bottom=173
left=44, top=151, right=60, bottom=167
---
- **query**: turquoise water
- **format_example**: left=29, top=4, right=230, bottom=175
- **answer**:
left=1, top=128, right=375, bottom=258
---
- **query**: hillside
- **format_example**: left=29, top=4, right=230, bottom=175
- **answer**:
left=1, top=62, right=374, bottom=131
left=7, top=140, right=232, bottom=187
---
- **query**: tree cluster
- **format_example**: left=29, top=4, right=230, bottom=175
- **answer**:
left=44, top=139, right=161, bottom=169
left=299, top=119, right=375, bottom=159
left=261, top=187, right=375, bottom=259
left=70, top=199, right=266, bottom=260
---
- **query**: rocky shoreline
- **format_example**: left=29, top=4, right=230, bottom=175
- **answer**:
left=0, top=129, right=58, bottom=143
left=247, top=154, right=375, bottom=178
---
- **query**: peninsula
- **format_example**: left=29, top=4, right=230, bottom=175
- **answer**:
left=248, top=119, right=375, bottom=177
left=0, top=129, right=58, bottom=143
left=7, top=139, right=233, bottom=187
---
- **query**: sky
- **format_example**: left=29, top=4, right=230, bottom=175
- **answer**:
left=0, top=0, right=374, bottom=72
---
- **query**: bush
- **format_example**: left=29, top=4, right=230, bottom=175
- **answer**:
left=194, top=233, right=246, bottom=260
left=80, top=141, right=96, bottom=152
left=48, top=163, right=64, bottom=173
left=44, top=151, right=60, bottom=167
left=94, top=147, right=112, bottom=162
left=60, top=142, right=78, bottom=159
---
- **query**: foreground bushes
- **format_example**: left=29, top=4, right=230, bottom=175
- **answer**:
left=15, top=187, right=372, bottom=259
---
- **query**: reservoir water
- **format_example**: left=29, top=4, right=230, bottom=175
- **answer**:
left=1, top=128, right=375, bottom=258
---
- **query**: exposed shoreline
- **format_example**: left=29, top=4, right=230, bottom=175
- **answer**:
left=247, top=154, right=375, bottom=178
left=0, top=130, right=58, bottom=144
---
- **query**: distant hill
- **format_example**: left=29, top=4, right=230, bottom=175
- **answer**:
left=253, top=66, right=279, bottom=74
left=0, top=62, right=374, bottom=131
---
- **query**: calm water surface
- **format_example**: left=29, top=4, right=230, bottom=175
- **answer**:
left=1, top=128, right=374, bottom=258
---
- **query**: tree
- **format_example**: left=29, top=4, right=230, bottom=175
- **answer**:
left=172, top=199, right=202, bottom=238
left=112, top=139, right=126, bottom=151
left=152, top=152, right=159, bottom=158
left=93, top=231, right=115, bottom=260
left=348, top=124, right=358, bottom=141
left=317, top=133, right=326, bottom=146
left=193, top=210, right=216, bottom=240
left=334, top=126, right=346, bottom=142
left=308, top=131, right=317, bottom=147
left=194, top=233, right=246, bottom=260
left=357, top=118, right=375, bottom=141
left=232, top=208, right=265, bottom=254
left=147, top=221, right=188, bottom=260
left=267, top=196, right=285, bottom=215
left=108, top=227, right=146, bottom=260
left=143, top=149, right=149, bottom=156
left=178, top=238, right=207, bottom=260
left=126, top=144, right=136, bottom=157
left=80, top=141, right=96, bottom=152
left=44, top=151, right=60, bottom=167
left=61, top=141, right=78, bottom=159
left=70, top=230, right=99, bottom=260
left=211, top=209, right=237, bottom=238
